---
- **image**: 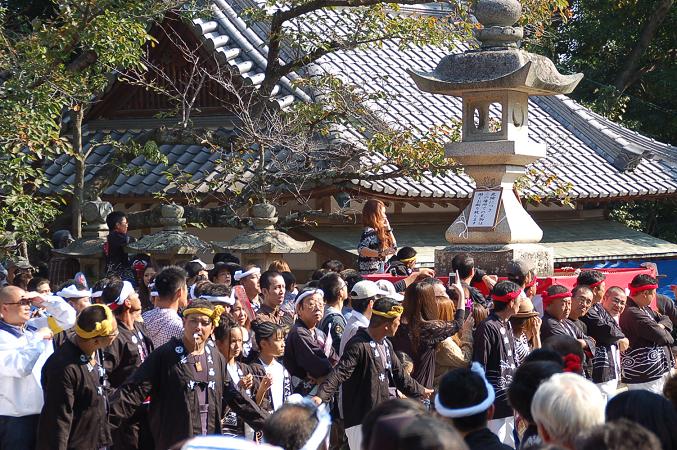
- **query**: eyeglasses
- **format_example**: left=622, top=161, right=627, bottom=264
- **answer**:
left=4, top=299, right=32, bottom=306
left=100, top=329, right=120, bottom=339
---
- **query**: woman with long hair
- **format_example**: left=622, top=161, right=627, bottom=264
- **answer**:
left=356, top=199, right=397, bottom=274
left=137, top=264, right=157, bottom=312
left=433, top=296, right=474, bottom=386
left=231, top=297, right=254, bottom=359
left=391, top=278, right=465, bottom=388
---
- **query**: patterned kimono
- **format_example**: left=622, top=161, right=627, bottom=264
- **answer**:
left=620, top=299, right=674, bottom=385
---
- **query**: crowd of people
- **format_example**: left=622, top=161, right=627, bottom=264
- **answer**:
left=1, top=204, right=677, bottom=450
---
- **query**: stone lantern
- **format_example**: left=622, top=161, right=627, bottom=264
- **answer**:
left=408, top=0, right=582, bottom=275
left=126, top=204, right=212, bottom=267
left=212, top=203, right=314, bottom=269
left=52, top=199, right=113, bottom=282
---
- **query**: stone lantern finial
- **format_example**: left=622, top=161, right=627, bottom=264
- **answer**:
left=474, top=0, right=523, bottom=48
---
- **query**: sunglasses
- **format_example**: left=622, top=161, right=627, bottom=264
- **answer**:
left=5, top=299, right=32, bottom=306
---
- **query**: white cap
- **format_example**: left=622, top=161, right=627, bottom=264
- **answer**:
left=350, top=280, right=390, bottom=300
left=375, top=279, right=404, bottom=301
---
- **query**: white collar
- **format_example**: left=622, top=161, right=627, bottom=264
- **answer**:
left=351, top=310, right=370, bottom=326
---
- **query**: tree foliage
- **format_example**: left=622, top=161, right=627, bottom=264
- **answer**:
left=533, top=0, right=676, bottom=144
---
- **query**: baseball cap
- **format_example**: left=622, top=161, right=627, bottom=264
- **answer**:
left=507, top=259, right=531, bottom=278
left=350, top=280, right=390, bottom=300
left=375, top=279, right=404, bottom=301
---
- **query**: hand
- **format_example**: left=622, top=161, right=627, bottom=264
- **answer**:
left=384, top=246, right=397, bottom=256
left=416, top=268, right=435, bottom=279
left=618, top=338, right=629, bottom=353
left=577, top=339, right=587, bottom=349
left=23, top=292, right=45, bottom=307
left=238, top=374, right=253, bottom=390
left=461, top=315, right=474, bottom=337
left=256, top=374, right=273, bottom=396
left=36, top=327, right=53, bottom=340
left=311, top=396, right=323, bottom=406
left=422, top=388, right=434, bottom=399
left=482, top=275, right=497, bottom=290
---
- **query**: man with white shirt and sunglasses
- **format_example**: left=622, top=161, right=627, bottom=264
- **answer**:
left=0, top=285, right=76, bottom=450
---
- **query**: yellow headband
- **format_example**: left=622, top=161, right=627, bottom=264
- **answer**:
left=399, top=256, right=416, bottom=263
left=74, top=304, right=115, bottom=339
left=183, top=305, right=226, bottom=327
left=371, top=305, right=404, bottom=319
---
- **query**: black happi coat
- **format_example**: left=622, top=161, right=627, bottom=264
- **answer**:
left=541, top=312, right=596, bottom=378
left=222, top=361, right=258, bottom=436
left=316, top=328, right=425, bottom=428
left=283, top=319, right=337, bottom=394
left=104, top=320, right=154, bottom=450
left=249, top=360, right=292, bottom=414
left=36, top=339, right=111, bottom=450
left=620, top=299, right=674, bottom=384
left=581, top=303, right=626, bottom=383
left=464, top=428, right=513, bottom=450
left=109, top=338, right=267, bottom=449
left=104, top=320, right=154, bottom=388
left=472, top=313, right=518, bottom=419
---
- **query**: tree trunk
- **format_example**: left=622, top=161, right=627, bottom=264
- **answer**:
left=614, top=0, right=673, bottom=94
left=71, top=107, right=85, bottom=238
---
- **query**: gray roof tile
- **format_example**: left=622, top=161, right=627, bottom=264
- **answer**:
left=43, top=2, right=677, bottom=201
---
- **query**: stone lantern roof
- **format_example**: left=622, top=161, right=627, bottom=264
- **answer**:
left=212, top=203, right=314, bottom=255
left=408, top=0, right=582, bottom=96
left=126, top=204, right=212, bottom=256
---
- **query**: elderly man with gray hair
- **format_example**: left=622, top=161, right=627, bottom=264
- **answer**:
left=531, top=372, right=605, bottom=449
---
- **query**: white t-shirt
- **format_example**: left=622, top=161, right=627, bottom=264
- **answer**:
left=261, top=358, right=286, bottom=411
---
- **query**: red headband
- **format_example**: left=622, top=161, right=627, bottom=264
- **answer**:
left=628, top=284, right=658, bottom=296
left=492, top=290, right=521, bottom=303
left=574, top=279, right=603, bottom=288
left=525, top=278, right=538, bottom=288
left=543, top=291, right=572, bottom=307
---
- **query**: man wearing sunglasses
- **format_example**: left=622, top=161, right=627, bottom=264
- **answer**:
left=0, top=285, right=77, bottom=450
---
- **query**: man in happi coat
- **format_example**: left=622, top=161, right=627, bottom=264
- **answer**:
left=36, top=304, right=119, bottom=450
left=581, top=285, right=628, bottom=399
left=620, top=274, right=674, bottom=394
left=109, top=300, right=268, bottom=449
left=102, top=280, right=154, bottom=449
left=472, top=280, right=523, bottom=447
left=313, top=297, right=431, bottom=450
left=540, top=284, right=596, bottom=380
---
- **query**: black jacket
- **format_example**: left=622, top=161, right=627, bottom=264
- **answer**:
left=316, top=328, right=425, bottom=428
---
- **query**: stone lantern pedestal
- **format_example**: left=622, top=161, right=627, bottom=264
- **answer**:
left=408, top=0, right=582, bottom=276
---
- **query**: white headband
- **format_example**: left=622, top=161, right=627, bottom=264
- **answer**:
left=199, top=294, right=235, bottom=306
left=190, top=259, right=207, bottom=269
left=111, top=281, right=135, bottom=306
left=285, top=395, right=331, bottom=450
left=189, top=284, right=198, bottom=300
left=91, top=290, right=103, bottom=298
left=294, top=289, right=324, bottom=307
left=434, top=362, right=495, bottom=418
left=56, top=284, right=92, bottom=299
left=234, top=267, right=260, bottom=281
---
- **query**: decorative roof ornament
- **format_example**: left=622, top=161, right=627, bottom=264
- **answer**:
left=474, top=0, right=524, bottom=48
